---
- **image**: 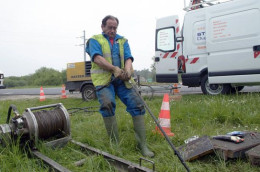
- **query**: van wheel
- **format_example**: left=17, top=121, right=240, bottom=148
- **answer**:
left=82, top=85, right=96, bottom=101
left=201, top=75, right=231, bottom=95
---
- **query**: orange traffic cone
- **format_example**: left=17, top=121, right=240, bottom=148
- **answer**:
left=61, top=84, right=67, bottom=99
left=170, top=83, right=182, bottom=101
left=39, top=86, right=46, bottom=101
left=156, top=94, right=174, bottom=137
left=173, top=83, right=180, bottom=94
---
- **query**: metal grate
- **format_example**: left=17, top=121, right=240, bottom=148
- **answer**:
left=85, top=61, right=91, bottom=77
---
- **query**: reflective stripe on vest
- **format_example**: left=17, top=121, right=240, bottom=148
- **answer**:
left=91, top=68, right=109, bottom=74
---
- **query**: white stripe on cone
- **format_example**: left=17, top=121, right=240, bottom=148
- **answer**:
left=161, top=102, right=170, bottom=110
left=158, top=118, right=171, bottom=128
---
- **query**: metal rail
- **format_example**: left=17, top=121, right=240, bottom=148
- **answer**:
left=31, top=140, right=154, bottom=172
left=31, top=150, right=71, bottom=172
left=71, top=140, right=154, bottom=172
left=138, top=84, right=178, bottom=99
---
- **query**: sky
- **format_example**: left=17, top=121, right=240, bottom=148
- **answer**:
left=0, top=0, right=186, bottom=77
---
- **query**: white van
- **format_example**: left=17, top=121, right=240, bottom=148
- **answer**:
left=155, top=0, right=260, bottom=95
left=0, top=70, right=6, bottom=89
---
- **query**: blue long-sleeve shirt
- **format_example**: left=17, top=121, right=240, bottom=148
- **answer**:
left=86, top=33, right=133, bottom=68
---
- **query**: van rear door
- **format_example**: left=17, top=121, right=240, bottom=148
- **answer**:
left=155, top=15, right=180, bottom=83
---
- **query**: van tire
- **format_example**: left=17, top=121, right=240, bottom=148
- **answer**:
left=201, top=75, right=231, bottom=95
left=81, top=85, right=96, bottom=101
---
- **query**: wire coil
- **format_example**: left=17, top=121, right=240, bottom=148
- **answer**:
left=33, top=108, right=66, bottom=139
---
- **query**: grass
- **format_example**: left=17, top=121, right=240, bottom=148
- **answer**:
left=0, top=93, right=259, bottom=171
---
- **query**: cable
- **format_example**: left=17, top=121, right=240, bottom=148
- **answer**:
left=33, top=108, right=66, bottom=139
left=67, top=106, right=99, bottom=115
left=6, top=104, right=19, bottom=123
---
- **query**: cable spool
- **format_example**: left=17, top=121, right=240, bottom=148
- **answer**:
left=22, top=103, right=70, bottom=144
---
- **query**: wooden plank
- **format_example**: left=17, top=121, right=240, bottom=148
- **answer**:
left=246, top=145, right=260, bottom=166
left=178, top=136, right=214, bottom=161
left=211, top=132, right=260, bottom=160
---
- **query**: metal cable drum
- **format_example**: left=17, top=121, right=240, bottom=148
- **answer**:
left=22, top=103, right=70, bottom=143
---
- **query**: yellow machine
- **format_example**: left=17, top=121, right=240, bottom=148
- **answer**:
left=67, top=61, right=91, bottom=82
left=65, top=61, right=96, bottom=101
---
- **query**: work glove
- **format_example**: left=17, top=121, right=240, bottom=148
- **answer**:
left=123, top=68, right=133, bottom=81
left=112, top=66, right=124, bottom=78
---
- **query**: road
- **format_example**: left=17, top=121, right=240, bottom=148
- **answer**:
left=0, top=85, right=260, bottom=100
left=0, top=87, right=64, bottom=95
left=0, top=87, right=76, bottom=100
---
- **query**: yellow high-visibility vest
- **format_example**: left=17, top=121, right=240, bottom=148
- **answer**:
left=90, top=34, right=134, bottom=88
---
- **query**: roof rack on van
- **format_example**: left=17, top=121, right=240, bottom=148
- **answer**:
left=183, top=0, right=233, bottom=11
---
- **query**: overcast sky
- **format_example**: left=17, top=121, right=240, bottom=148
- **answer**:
left=0, top=0, right=186, bottom=77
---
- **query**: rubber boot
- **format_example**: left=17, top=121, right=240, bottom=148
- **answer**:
left=103, top=116, right=119, bottom=144
left=132, top=115, right=154, bottom=158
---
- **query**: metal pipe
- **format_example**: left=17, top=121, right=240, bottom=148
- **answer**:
left=26, top=103, right=62, bottom=111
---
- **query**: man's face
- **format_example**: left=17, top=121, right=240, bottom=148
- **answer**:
left=102, top=19, right=118, bottom=39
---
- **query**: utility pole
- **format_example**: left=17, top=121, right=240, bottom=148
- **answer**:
left=76, top=30, right=87, bottom=61
left=83, top=30, right=86, bottom=61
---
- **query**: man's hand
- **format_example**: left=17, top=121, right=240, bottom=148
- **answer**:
left=111, top=66, right=133, bottom=81
left=123, top=68, right=133, bottom=81
left=112, top=66, right=124, bottom=78
left=118, top=68, right=133, bottom=81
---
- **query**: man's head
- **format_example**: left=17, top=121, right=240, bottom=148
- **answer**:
left=101, top=15, right=119, bottom=39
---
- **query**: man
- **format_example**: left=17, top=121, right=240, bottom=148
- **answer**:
left=86, top=15, right=154, bottom=157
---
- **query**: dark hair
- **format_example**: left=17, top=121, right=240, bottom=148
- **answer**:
left=102, top=15, right=119, bottom=26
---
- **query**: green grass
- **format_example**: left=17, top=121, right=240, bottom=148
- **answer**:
left=0, top=93, right=259, bottom=171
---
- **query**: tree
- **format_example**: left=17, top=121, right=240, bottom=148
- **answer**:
left=61, top=69, right=67, bottom=84
left=4, top=76, right=28, bottom=87
left=31, top=67, right=63, bottom=86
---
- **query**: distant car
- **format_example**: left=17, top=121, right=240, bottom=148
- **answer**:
left=0, top=70, right=6, bottom=89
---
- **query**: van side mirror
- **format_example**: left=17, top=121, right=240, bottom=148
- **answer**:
left=176, top=37, right=184, bottom=42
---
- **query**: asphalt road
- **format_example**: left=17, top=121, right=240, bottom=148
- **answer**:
left=0, top=87, right=64, bottom=95
left=0, top=85, right=260, bottom=98
left=0, top=87, right=81, bottom=100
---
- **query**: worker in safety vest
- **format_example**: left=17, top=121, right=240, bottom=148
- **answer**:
left=86, top=15, right=154, bottom=158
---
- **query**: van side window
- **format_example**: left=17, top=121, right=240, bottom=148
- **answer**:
left=156, top=27, right=176, bottom=52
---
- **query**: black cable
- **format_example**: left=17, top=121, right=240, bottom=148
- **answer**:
left=34, top=108, right=65, bottom=139
left=6, top=104, right=19, bottom=123
left=67, top=106, right=99, bottom=115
